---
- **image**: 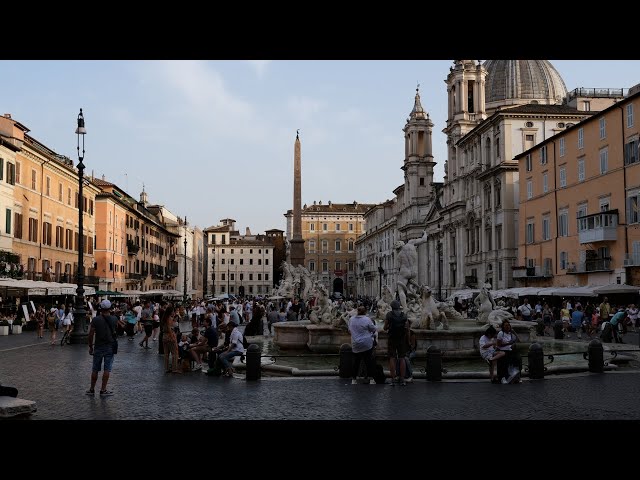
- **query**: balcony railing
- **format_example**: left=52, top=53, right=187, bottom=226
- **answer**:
left=126, top=273, right=142, bottom=280
left=512, top=266, right=552, bottom=279
left=127, top=241, right=140, bottom=256
left=577, top=210, right=618, bottom=244
left=566, top=258, right=612, bottom=274
left=464, top=275, right=477, bottom=286
left=624, top=254, right=640, bottom=267
left=566, top=87, right=625, bottom=100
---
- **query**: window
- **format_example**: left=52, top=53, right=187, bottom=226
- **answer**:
left=526, top=220, right=535, bottom=244
left=56, top=225, right=63, bottom=247
left=349, top=223, right=354, bottom=231
left=525, top=121, right=534, bottom=128
left=526, top=180, right=532, bottom=199
left=627, top=104, right=634, bottom=128
left=308, top=239, right=315, bottom=253
left=310, top=223, right=315, bottom=231
left=221, top=273, right=225, bottom=281
left=323, top=223, right=328, bottom=231
left=559, top=209, right=568, bottom=237
left=542, top=173, right=548, bottom=194
left=265, top=274, right=269, bottom=281
left=28, top=218, right=38, bottom=242
left=31, top=169, right=36, bottom=190
left=249, top=274, right=253, bottom=281
left=309, top=261, right=315, bottom=271
left=265, top=259, right=269, bottom=265
left=65, top=229, right=73, bottom=250
left=335, top=240, right=341, bottom=252
left=46, top=176, right=50, bottom=196
left=525, top=134, right=534, bottom=141
left=577, top=205, right=588, bottom=231
left=560, top=251, right=568, bottom=270
left=240, top=259, right=244, bottom=265
left=335, top=223, right=341, bottom=231
left=559, top=137, right=565, bottom=157
left=258, top=259, right=261, bottom=265
left=525, top=153, right=532, bottom=172
left=599, top=117, right=606, bottom=139
left=221, top=234, right=226, bottom=245
left=542, top=215, right=550, bottom=241
left=5, top=209, right=10, bottom=235
left=67, top=187, right=72, bottom=205
left=559, top=166, right=566, bottom=188
left=230, top=259, right=234, bottom=265
left=348, top=240, right=354, bottom=251
left=419, top=177, right=425, bottom=186
left=322, top=240, right=328, bottom=253
left=322, top=260, right=328, bottom=272
left=15, top=161, right=20, bottom=184
left=13, top=213, right=22, bottom=239
left=599, top=148, right=608, bottom=174
left=540, top=145, right=547, bottom=165
left=42, top=222, right=52, bottom=246
left=7, top=162, right=15, bottom=185
left=578, top=159, right=585, bottom=182
left=58, top=183, right=63, bottom=201
left=249, top=259, right=253, bottom=265
left=583, top=101, right=591, bottom=111
left=221, top=258, right=225, bottom=265
left=624, top=139, right=639, bottom=165
left=0, top=158, right=3, bottom=181
left=335, top=261, right=341, bottom=272
left=628, top=193, right=640, bottom=224
left=578, top=127, right=584, bottom=149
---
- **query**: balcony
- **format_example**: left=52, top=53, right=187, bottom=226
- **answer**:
left=127, top=240, right=140, bottom=256
left=126, top=273, right=142, bottom=280
left=566, top=258, right=612, bottom=274
left=464, top=275, right=477, bottom=286
left=512, top=266, right=552, bottom=279
left=577, top=210, right=618, bottom=244
left=624, top=254, right=640, bottom=267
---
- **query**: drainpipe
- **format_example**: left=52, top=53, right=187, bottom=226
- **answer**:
left=552, top=140, right=558, bottom=277
left=617, top=104, right=629, bottom=261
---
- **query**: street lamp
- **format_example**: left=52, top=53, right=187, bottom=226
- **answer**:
left=211, top=248, right=216, bottom=296
left=70, top=108, right=88, bottom=344
left=183, top=216, right=188, bottom=305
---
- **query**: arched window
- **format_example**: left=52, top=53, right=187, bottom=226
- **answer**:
left=485, top=137, right=491, bottom=167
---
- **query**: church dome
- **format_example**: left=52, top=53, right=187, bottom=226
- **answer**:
left=483, top=60, right=567, bottom=107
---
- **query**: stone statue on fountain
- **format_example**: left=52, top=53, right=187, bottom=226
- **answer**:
left=375, top=284, right=394, bottom=321
left=474, top=282, right=514, bottom=326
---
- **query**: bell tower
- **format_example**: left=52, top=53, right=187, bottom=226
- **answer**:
left=402, top=84, right=434, bottom=202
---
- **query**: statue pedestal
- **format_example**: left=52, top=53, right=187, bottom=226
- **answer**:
left=306, top=325, right=351, bottom=353
left=273, top=321, right=310, bottom=350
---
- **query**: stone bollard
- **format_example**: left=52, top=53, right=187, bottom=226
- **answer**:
left=553, top=319, right=564, bottom=339
left=426, top=345, right=442, bottom=382
left=528, top=342, right=544, bottom=379
left=245, top=344, right=261, bottom=381
left=339, top=343, right=354, bottom=379
left=587, top=338, right=604, bottom=373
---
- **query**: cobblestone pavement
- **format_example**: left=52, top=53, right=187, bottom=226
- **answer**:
left=2, top=326, right=640, bottom=420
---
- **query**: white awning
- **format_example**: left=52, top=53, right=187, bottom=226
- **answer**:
left=593, top=284, right=640, bottom=295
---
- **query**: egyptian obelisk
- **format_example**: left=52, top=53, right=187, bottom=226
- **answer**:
left=289, top=130, right=305, bottom=267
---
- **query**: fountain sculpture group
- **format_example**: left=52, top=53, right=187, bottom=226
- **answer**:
left=272, top=247, right=534, bottom=356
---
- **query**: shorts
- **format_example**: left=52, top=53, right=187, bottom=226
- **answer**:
left=92, top=345, right=114, bottom=372
left=152, top=321, right=160, bottom=329
left=388, top=335, right=407, bottom=358
left=144, top=323, right=153, bottom=336
left=481, top=348, right=496, bottom=361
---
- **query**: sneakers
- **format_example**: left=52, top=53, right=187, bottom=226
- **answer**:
left=501, top=377, right=509, bottom=384
left=99, top=390, right=113, bottom=396
left=400, top=380, right=407, bottom=386
left=85, top=389, right=95, bottom=396
left=351, top=379, right=358, bottom=385
left=193, top=364, right=203, bottom=371
left=405, top=376, right=413, bottom=384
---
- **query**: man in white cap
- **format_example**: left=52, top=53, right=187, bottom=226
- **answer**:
left=86, top=300, right=119, bottom=396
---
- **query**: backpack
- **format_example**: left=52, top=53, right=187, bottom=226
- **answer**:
left=388, top=310, right=407, bottom=335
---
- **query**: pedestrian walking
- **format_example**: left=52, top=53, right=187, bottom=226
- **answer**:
left=86, top=300, right=118, bottom=396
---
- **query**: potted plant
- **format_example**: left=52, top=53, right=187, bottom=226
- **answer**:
left=0, top=319, right=9, bottom=336
left=11, top=318, right=23, bottom=334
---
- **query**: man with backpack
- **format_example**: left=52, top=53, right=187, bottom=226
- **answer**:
left=383, top=300, right=409, bottom=386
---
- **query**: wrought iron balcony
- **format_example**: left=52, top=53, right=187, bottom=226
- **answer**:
left=127, top=240, right=140, bottom=255
left=566, top=258, right=612, bottom=274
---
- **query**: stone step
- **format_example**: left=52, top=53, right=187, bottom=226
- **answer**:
left=0, top=397, right=37, bottom=418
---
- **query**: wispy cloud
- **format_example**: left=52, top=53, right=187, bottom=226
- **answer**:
left=286, top=95, right=326, bottom=122
left=246, top=60, right=271, bottom=78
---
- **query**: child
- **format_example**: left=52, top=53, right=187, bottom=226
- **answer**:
left=479, top=325, right=506, bottom=383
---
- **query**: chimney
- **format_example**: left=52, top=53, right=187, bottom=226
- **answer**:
left=102, top=174, right=106, bottom=180
left=245, top=227, right=251, bottom=236
left=328, top=200, right=332, bottom=207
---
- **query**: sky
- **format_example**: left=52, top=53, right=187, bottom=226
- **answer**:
left=2, top=60, right=640, bottom=235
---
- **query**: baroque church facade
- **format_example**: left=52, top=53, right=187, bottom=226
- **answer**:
left=357, top=60, right=599, bottom=299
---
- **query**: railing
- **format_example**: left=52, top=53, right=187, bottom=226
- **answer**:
left=624, top=254, right=640, bottom=266
left=126, top=241, right=140, bottom=255
left=567, top=258, right=612, bottom=273
left=126, top=273, right=142, bottom=280
left=464, top=275, right=477, bottom=285
left=566, top=87, right=625, bottom=100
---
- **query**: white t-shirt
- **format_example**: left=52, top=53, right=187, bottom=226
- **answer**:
left=229, top=328, right=244, bottom=353
left=479, top=335, right=497, bottom=360
left=62, top=312, right=74, bottom=326
left=518, top=304, right=531, bottom=317
left=497, top=330, right=516, bottom=351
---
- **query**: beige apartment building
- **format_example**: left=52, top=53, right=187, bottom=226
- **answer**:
left=286, top=201, right=373, bottom=297
left=514, top=87, right=640, bottom=287
left=7, top=117, right=101, bottom=284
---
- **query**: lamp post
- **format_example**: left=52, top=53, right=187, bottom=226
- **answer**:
left=211, top=248, right=215, bottom=296
left=437, top=241, right=443, bottom=302
left=70, top=108, right=88, bottom=344
left=183, top=216, right=188, bottom=305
